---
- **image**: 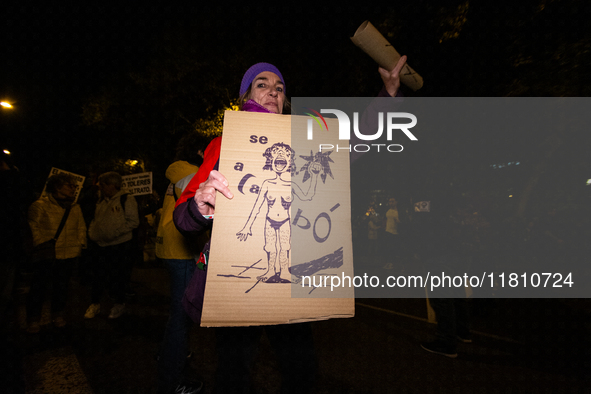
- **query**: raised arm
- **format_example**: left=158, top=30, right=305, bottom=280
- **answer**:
left=292, top=162, right=321, bottom=201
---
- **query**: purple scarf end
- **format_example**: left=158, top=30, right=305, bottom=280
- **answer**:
left=242, top=100, right=276, bottom=114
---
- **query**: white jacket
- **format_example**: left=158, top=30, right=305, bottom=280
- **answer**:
left=28, top=194, right=87, bottom=259
left=88, top=189, right=139, bottom=247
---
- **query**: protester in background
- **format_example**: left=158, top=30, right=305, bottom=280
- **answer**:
left=156, top=132, right=210, bottom=394
left=124, top=191, right=160, bottom=296
left=26, top=173, right=87, bottom=333
left=367, top=211, right=380, bottom=258
left=85, top=171, right=139, bottom=319
left=173, top=58, right=407, bottom=393
left=382, top=197, right=401, bottom=270
left=413, top=197, right=473, bottom=358
left=77, top=174, right=101, bottom=286
left=142, top=190, right=161, bottom=263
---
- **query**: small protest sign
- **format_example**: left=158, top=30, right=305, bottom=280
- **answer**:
left=121, top=172, right=153, bottom=196
left=42, top=168, right=85, bottom=202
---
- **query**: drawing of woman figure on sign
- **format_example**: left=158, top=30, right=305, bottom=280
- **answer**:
left=236, top=142, right=323, bottom=283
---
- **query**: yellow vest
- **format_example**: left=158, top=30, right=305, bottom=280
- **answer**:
left=155, top=161, right=207, bottom=260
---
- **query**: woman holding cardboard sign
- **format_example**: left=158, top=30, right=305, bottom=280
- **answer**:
left=173, top=59, right=406, bottom=393
left=175, top=57, right=407, bottom=228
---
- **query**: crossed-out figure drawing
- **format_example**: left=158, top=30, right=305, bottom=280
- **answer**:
left=237, top=142, right=322, bottom=283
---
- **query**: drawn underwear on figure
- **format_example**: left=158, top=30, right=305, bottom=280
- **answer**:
left=236, top=142, right=323, bottom=283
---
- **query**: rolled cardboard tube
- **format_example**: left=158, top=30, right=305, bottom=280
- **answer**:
left=351, top=20, right=423, bottom=91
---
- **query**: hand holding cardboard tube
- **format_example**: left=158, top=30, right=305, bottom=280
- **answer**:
left=351, top=20, right=423, bottom=91
left=379, top=55, right=407, bottom=97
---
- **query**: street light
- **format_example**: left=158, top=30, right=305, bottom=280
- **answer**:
left=1, top=102, right=13, bottom=108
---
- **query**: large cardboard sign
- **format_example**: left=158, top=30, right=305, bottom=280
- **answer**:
left=121, top=172, right=153, bottom=196
left=42, top=167, right=85, bottom=203
left=201, top=111, right=354, bottom=327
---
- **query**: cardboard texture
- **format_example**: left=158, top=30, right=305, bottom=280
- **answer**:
left=201, top=111, right=355, bottom=327
left=351, top=20, right=423, bottom=91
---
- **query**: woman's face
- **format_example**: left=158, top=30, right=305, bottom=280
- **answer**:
left=249, top=71, right=285, bottom=114
left=54, top=182, right=76, bottom=199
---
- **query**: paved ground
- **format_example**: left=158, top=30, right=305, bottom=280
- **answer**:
left=3, top=260, right=591, bottom=393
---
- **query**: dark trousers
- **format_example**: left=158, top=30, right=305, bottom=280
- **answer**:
left=214, top=323, right=317, bottom=394
left=424, top=255, right=471, bottom=350
left=26, top=258, right=75, bottom=321
left=382, top=232, right=406, bottom=272
left=430, top=297, right=470, bottom=350
left=157, top=258, right=196, bottom=394
left=90, top=240, right=134, bottom=304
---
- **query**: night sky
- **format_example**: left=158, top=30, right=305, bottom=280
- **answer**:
left=1, top=2, right=590, bottom=203
left=2, top=5, right=406, bottom=173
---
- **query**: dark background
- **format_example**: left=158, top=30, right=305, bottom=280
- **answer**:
left=1, top=1, right=590, bottom=220
left=2, top=4, right=591, bottom=391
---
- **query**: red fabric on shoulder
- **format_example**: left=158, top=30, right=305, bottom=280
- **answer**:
left=175, top=136, right=222, bottom=208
